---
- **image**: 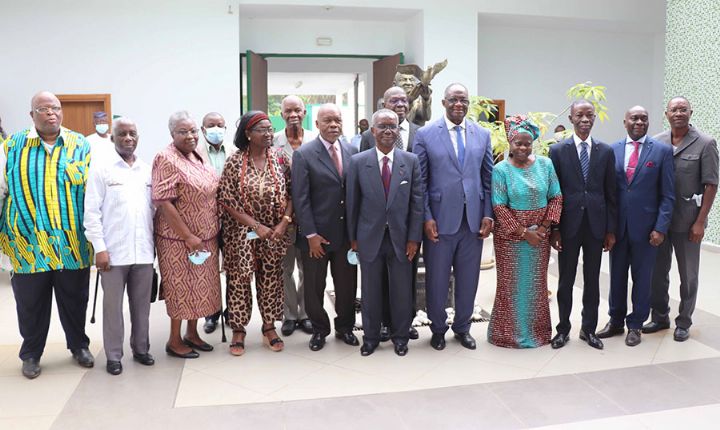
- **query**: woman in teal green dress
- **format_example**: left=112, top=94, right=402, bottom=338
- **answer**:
left=488, top=116, right=563, bottom=348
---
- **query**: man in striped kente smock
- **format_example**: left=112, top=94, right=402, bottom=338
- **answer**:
left=0, top=91, right=94, bottom=379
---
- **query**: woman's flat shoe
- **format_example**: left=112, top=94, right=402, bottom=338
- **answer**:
left=165, top=345, right=199, bottom=359
left=183, top=337, right=214, bottom=352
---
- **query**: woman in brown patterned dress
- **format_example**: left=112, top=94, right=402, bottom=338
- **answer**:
left=218, top=111, right=293, bottom=356
left=152, top=111, right=221, bottom=359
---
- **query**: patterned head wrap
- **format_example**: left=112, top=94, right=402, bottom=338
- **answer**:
left=504, top=114, right=540, bottom=142
left=245, top=112, right=270, bottom=131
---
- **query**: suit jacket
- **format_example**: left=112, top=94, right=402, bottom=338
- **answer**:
left=346, top=148, right=423, bottom=262
left=413, top=117, right=493, bottom=235
left=359, top=121, right=420, bottom=153
left=291, top=137, right=358, bottom=252
left=654, top=126, right=719, bottom=232
left=549, top=137, right=617, bottom=239
left=612, top=137, right=675, bottom=242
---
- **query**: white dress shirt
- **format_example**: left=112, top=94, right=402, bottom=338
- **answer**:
left=83, top=152, right=155, bottom=265
left=375, top=147, right=394, bottom=174
left=444, top=115, right=466, bottom=157
left=573, top=134, right=593, bottom=161
left=624, top=135, right=647, bottom=172
left=86, top=132, right=113, bottom=166
left=319, top=134, right=343, bottom=166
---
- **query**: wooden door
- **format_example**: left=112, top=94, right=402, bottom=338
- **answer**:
left=372, top=53, right=403, bottom=110
left=246, top=50, right=268, bottom=112
left=56, top=94, right=111, bottom=136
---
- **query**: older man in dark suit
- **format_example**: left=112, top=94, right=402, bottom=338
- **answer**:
left=598, top=106, right=675, bottom=347
left=347, top=109, right=423, bottom=356
left=549, top=100, right=617, bottom=350
left=645, top=96, right=718, bottom=341
left=291, top=104, right=359, bottom=351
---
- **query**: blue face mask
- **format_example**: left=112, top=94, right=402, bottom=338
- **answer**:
left=188, top=250, right=211, bottom=265
left=205, top=127, right=225, bottom=145
left=346, top=249, right=359, bottom=265
left=96, top=124, right=109, bottom=135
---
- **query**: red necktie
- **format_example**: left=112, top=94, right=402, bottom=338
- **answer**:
left=381, top=156, right=391, bottom=199
left=626, top=141, right=640, bottom=183
left=330, top=142, right=343, bottom=177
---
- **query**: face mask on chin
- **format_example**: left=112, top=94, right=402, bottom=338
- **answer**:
left=96, top=124, right=109, bottom=135
left=205, top=127, right=225, bottom=145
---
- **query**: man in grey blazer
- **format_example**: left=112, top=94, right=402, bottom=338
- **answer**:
left=645, top=96, right=719, bottom=341
left=347, top=109, right=423, bottom=356
left=291, top=104, right=359, bottom=351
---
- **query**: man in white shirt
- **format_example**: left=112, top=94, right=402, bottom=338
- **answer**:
left=84, top=117, right=156, bottom=375
left=86, top=111, right=112, bottom=165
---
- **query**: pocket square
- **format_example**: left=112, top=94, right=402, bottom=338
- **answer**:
left=400, top=180, right=408, bottom=185
left=646, top=161, right=655, bottom=168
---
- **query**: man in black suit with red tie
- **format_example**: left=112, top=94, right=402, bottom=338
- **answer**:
left=549, top=100, right=617, bottom=350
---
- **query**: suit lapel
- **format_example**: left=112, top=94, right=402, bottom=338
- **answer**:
left=673, top=127, right=698, bottom=156
left=587, top=138, right=601, bottom=184
left=565, top=139, right=584, bottom=183
left=631, top=139, right=654, bottom=184
left=407, top=123, right=417, bottom=152
left=365, top=151, right=386, bottom=203
left=439, top=121, right=461, bottom=172
left=314, top=139, right=341, bottom=181
left=340, top=142, right=352, bottom=180
left=386, top=149, right=405, bottom=208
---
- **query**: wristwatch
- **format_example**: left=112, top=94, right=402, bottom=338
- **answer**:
left=283, top=215, right=293, bottom=223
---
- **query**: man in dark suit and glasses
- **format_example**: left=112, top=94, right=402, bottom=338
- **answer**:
left=291, top=104, right=359, bottom=351
left=360, top=86, right=422, bottom=341
left=347, top=109, right=423, bottom=356
left=549, top=100, right=617, bottom=350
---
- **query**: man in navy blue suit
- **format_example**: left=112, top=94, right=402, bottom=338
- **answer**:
left=549, top=100, right=617, bottom=350
left=597, top=106, right=675, bottom=346
left=413, top=83, right=494, bottom=351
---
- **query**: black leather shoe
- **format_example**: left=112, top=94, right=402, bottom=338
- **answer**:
left=309, top=333, right=326, bottom=351
left=281, top=319, right=297, bottom=336
left=203, top=319, right=218, bottom=334
left=183, top=337, right=213, bottom=352
left=132, top=353, right=155, bottom=366
left=360, top=342, right=377, bottom=356
left=579, top=330, right=604, bottom=350
left=394, top=343, right=408, bottom=356
left=625, top=329, right=641, bottom=346
left=72, top=348, right=95, bottom=368
left=641, top=321, right=670, bottom=334
left=674, top=327, right=690, bottom=342
left=551, top=332, right=570, bottom=349
left=597, top=322, right=625, bottom=339
left=379, top=325, right=391, bottom=342
left=22, top=358, right=41, bottom=379
left=106, top=360, right=122, bottom=375
left=430, top=333, right=446, bottom=350
left=335, top=331, right=360, bottom=346
left=454, top=332, right=477, bottom=350
left=165, top=345, right=199, bottom=359
left=409, top=326, right=419, bottom=340
left=299, top=319, right=313, bottom=334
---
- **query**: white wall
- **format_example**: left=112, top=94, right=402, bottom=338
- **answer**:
left=0, top=0, right=240, bottom=162
left=477, top=16, right=664, bottom=141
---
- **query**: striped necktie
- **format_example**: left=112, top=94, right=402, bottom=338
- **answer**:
left=580, top=141, right=589, bottom=181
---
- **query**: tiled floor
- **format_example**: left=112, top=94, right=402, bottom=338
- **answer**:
left=2, top=246, right=720, bottom=429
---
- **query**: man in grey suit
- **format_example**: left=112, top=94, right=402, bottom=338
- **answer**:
left=291, top=104, right=359, bottom=351
left=273, top=95, right=317, bottom=337
left=347, top=109, right=423, bottom=357
left=360, top=86, right=421, bottom=341
left=645, top=96, right=719, bottom=341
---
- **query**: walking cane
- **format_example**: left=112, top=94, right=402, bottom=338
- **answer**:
left=90, top=269, right=100, bottom=324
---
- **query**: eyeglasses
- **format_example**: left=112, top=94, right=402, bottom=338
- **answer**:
left=34, top=106, right=62, bottom=114
left=175, top=129, right=199, bottom=136
left=374, top=124, right=398, bottom=130
left=251, top=126, right=274, bottom=135
left=669, top=107, right=689, bottom=113
left=445, top=98, right=470, bottom=106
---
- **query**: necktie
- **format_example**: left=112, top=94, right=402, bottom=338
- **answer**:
left=381, top=156, right=391, bottom=200
left=455, top=125, right=465, bottom=167
left=330, top=142, right=343, bottom=177
left=626, top=141, right=640, bottom=183
left=580, top=141, right=589, bottom=181
left=394, top=126, right=404, bottom=150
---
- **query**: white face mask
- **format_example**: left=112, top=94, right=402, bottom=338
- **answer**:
left=96, top=124, right=109, bottom=135
left=205, top=126, right=225, bottom=144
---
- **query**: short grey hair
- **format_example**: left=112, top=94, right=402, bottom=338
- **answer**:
left=112, top=116, right=135, bottom=132
left=371, top=109, right=399, bottom=127
left=168, top=110, right=192, bottom=132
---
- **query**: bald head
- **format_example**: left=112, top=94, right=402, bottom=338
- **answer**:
left=624, top=105, right=649, bottom=141
left=383, top=86, right=410, bottom=123
left=315, top=103, right=342, bottom=142
left=30, top=91, right=63, bottom=137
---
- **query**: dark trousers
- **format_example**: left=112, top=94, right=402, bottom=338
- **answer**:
left=361, top=232, right=413, bottom=346
left=609, top=234, right=658, bottom=329
left=381, top=252, right=418, bottom=328
left=556, top=212, right=603, bottom=335
left=302, top=245, right=358, bottom=337
left=11, top=268, right=91, bottom=360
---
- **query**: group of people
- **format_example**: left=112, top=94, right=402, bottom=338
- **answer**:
left=1, top=84, right=716, bottom=380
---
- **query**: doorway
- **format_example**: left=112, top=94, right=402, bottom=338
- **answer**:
left=56, top=94, right=111, bottom=136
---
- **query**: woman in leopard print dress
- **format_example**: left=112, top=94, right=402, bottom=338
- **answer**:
left=218, top=111, right=293, bottom=355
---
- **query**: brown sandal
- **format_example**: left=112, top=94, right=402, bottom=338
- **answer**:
left=229, top=329, right=246, bottom=356
left=262, top=326, right=284, bottom=352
